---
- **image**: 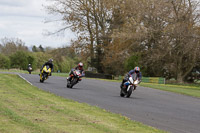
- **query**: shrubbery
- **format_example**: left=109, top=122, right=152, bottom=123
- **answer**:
left=0, top=54, right=10, bottom=69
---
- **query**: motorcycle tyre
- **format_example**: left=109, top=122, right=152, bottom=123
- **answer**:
left=126, top=87, right=133, bottom=98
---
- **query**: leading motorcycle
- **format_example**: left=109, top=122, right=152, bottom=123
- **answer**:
left=120, top=74, right=140, bottom=98
left=67, top=69, right=82, bottom=88
left=39, top=65, right=51, bottom=83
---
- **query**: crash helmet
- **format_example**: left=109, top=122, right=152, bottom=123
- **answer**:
left=48, top=58, right=53, bottom=63
left=78, top=62, right=83, bottom=69
left=134, top=66, right=140, bottom=73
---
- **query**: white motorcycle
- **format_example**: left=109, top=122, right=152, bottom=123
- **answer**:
left=120, top=75, right=140, bottom=98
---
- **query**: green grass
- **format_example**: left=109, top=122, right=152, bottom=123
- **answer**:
left=0, top=69, right=68, bottom=77
left=2, top=69, right=199, bottom=98
left=85, top=78, right=200, bottom=98
left=139, top=82, right=200, bottom=98
left=0, top=73, right=165, bottom=133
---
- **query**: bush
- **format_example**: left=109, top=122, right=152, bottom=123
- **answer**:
left=10, top=51, right=29, bottom=70
left=0, top=54, right=10, bottom=69
left=124, top=54, right=140, bottom=72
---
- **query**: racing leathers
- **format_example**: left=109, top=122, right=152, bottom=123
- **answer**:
left=120, top=69, right=142, bottom=89
left=68, top=66, right=85, bottom=82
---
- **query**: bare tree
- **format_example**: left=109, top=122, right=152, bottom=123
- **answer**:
left=0, top=37, right=28, bottom=56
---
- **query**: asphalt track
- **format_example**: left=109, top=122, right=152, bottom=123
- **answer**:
left=19, top=73, right=200, bottom=133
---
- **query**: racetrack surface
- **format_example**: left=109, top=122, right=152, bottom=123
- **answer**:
left=20, top=73, right=200, bottom=133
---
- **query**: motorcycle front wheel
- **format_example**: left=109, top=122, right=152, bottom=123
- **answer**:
left=120, top=90, right=125, bottom=97
left=126, top=87, right=133, bottom=98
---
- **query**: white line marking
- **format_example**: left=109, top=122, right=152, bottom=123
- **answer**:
left=18, top=74, right=33, bottom=86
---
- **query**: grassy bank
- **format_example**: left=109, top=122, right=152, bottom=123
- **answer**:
left=86, top=78, right=200, bottom=98
left=1, top=69, right=199, bottom=98
left=0, top=69, right=68, bottom=77
left=0, top=73, right=164, bottom=133
left=139, top=82, right=200, bottom=98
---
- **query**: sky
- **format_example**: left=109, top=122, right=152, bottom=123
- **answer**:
left=0, top=0, right=75, bottom=48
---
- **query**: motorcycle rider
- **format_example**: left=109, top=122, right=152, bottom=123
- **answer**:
left=68, top=62, right=85, bottom=82
left=40, top=59, right=54, bottom=75
left=27, top=64, right=32, bottom=74
left=27, top=64, right=32, bottom=69
left=120, top=66, right=142, bottom=89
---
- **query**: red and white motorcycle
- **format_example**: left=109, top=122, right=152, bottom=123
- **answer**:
left=66, top=70, right=82, bottom=88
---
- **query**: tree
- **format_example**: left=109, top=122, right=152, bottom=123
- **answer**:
left=39, top=45, right=45, bottom=52
left=0, top=54, right=10, bottom=69
left=107, top=0, right=200, bottom=82
left=0, top=37, right=28, bottom=55
left=46, top=0, right=112, bottom=73
left=32, top=45, right=38, bottom=52
left=10, top=51, right=29, bottom=70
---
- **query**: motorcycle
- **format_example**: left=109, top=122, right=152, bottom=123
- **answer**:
left=67, top=69, right=82, bottom=88
left=27, top=66, right=32, bottom=74
left=39, top=65, right=51, bottom=83
left=120, top=74, right=140, bottom=98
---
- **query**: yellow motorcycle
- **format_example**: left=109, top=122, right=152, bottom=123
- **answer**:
left=40, top=65, right=51, bottom=83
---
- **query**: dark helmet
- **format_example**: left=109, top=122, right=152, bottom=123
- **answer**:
left=134, top=66, right=140, bottom=73
left=48, top=58, right=53, bottom=63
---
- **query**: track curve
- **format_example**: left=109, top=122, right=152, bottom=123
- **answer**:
left=20, top=73, right=200, bottom=133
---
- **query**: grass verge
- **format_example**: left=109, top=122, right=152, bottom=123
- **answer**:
left=1, top=69, right=200, bottom=98
left=0, top=73, right=165, bottom=133
left=139, top=82, right=200, bottom=98
left=85, top=78, right=200, bottom=98
left=0, top=69, right=68, bottom=77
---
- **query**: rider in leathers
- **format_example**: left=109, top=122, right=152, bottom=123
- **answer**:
left=68, top=62, right=85, bottom=82
left=120, top=66, right=142, bottom=89
left=40, top=59, right=54, bottom=75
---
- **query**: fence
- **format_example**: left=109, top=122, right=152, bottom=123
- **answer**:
left=114, top=75, right=165, bottom=84
left=85, top=71, right=112, bottom=79
left=142, top=77, right=165, bottom=84
left=85, top=71, right=165, bottom=84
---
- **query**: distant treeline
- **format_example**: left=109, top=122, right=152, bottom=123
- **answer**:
left=0, top=37, right=82, bottom=73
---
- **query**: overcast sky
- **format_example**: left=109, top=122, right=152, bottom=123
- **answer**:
left=0, top=0, right=75, bottom=48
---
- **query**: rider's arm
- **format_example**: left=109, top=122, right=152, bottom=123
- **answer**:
left=51, top=64, right=54, bottom=72
left=81, top=70, right=85, bottom=77
left=128, top=70, right=134, bottom=75
left=138, top=72, right=142, bottom=81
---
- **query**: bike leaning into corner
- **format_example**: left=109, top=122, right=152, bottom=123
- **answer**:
left=120, top=66, right=142, bottom=98
left=120, top=73, right=140, bottom=98
left=39, top=65, right=51, bottom=83
left=67, top=62, right=85, bottom=88
left=66, top=69, right=82, bottom=88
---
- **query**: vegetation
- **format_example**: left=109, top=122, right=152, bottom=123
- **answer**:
left=46, top=0, right=200, bottom=83
left=140, top=82, right=200, bottom=98
left=0, top=73, right=165, bottom=133
left=0, top=0, right=200, bottom=84
left=0, top=38, right=80, bottom=73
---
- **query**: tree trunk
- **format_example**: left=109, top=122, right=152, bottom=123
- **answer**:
left=176, top=73, right=184, bottom=83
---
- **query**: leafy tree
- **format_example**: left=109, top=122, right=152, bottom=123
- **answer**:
left=0, top=54, right=10, bottom=69
left=32, top=45, right=38, bottom=52
left=10, top=51, right=29, bottom=70
left=27, top=54, right=37, bottom=70
left=33, top=52, right=52, bottom=69
left=39, top=45, right=45, bottom=52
